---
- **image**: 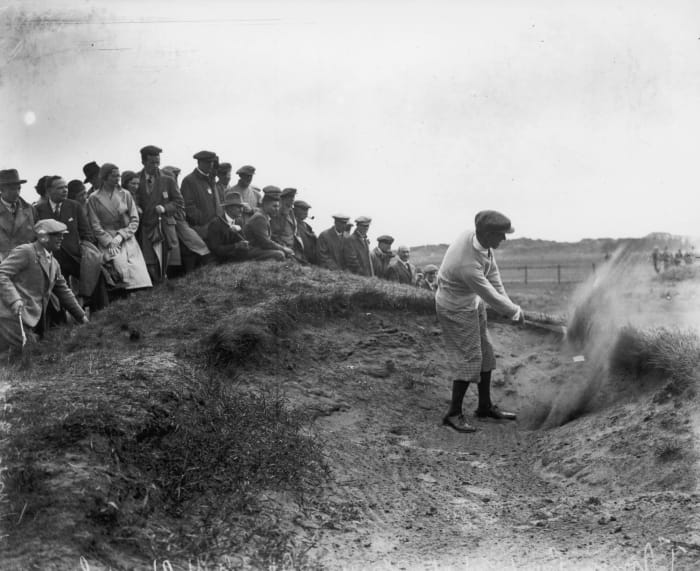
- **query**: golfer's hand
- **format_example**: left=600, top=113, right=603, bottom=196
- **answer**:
left=11, top=300, right=24, bottom=316
left=511, top=307, right=525, bottom=324
left=283, top=247, right=295, bottom=258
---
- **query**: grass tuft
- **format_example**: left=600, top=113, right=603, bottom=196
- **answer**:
left=610, top=326, right=700, bottom=389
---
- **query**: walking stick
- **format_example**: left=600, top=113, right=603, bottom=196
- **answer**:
left=19, top=313, right=26, bottom=348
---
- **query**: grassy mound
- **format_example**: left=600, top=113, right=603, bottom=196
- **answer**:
left=0, top=261, right=437, bottom=568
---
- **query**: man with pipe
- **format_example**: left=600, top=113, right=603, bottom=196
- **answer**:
left=0, top=219, right=88, bottom=356
left=436, top=210, right=524, bottom=433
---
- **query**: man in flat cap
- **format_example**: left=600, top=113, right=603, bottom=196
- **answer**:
left=180, top=150, right=221, bottom=271
left=231, top=165, right=262, bottom=213
left=215, top=162, right=233, bottom=198
left=134, top=145, right=185, bottom=283
left=386, top=245, right=417, bottom=285
left=370, top=235, right=395, bottom=279
left=417, top=264, right=439, bottom=292
left=342, top=216, right=374, bottom=277
left=243, top=187, right=292, bottom=261
left=0, top=219, right=88, bottom=356
left=318, top=214, right=351, bottom=271
left=0, top=169, right=35, bottom=262
left=437, top=210, right=524, bottom=433
left=293, top=200, right=318, bottom=264
left=82, top=161, right=100, bottom=196
left=270, top=187, right=299, bottom=251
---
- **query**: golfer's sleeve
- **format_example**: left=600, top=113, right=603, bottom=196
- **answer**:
left=460, top=261, right=518, bottom=316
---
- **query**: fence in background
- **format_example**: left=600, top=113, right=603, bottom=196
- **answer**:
left=498, top=262, right=599, bottom=284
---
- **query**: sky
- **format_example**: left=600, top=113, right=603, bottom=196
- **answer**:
left=1, top=0, right=699, bottom=245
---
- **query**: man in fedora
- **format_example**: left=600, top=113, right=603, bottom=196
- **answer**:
left=0, top=169, right=35, bottom=262
left=436, top=210, right=524, bottom=433
left=230, top=165, right=262, bottom=212
left=207, top=192, right=287, bottom=263
left=318, top=214, right=350, bottom=270
left=0, top=219, right=88, bottom=355
left=342, top=216, right=374, bottom=276
left=134, top=145, right=185, bottom=283
left=82, top=161, right=100, bottom=196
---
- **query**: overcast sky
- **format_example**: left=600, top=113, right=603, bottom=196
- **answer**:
left=1, top=0, right=699, bottom=244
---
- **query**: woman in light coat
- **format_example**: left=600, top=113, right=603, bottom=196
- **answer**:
left=87, top=163, right=152, bottom=292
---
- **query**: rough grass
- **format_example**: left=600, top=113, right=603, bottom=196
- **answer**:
left=0, top=262, right=437, bottom=568
left=610, top=325, right=700, bottom=391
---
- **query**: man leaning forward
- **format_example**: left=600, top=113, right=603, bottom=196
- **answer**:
left=436, top=210, right=524, bottom=433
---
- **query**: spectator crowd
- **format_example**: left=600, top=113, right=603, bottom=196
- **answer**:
left=0, top=145, right=438, bottom=355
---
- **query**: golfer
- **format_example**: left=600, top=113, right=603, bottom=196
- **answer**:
left=436, top=210, right=524, bottom=433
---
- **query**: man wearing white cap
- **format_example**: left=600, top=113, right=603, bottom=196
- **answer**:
left=436, top=210, right=524, bottom=433
left=0, top=219, right=88, bottom=353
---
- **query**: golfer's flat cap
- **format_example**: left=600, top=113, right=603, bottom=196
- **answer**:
left=355, top=216, right=372, bottom=225
left=293, top=200, right=311, bottom=209
left=35, top=219, right=68, bottom=234
left=140, top=145, right=162, bottom=155
left=280, top=187, right=297, bottom=198
left=193, top=150, right=217, bottom=161
left=377, top=235, right=394, bottom=244
left=332, top=213, right=350, bottom=221
left=423, top=264, right=439, bottom=273
left=262, top=185, right=281, bottom=199
left=236, top=165, right=256, bottom=176
left=475, top=210, right=514, bottom=234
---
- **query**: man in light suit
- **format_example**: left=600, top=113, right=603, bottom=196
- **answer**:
left=386, top=245, right=417, bottom=285
left=0, top=169, right=35, bottom=262
left=0, top=220, right=88, bottom=354
left=317, top=214, right=350, bottom=270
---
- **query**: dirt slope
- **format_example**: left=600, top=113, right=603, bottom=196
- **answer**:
left=1, top=262, right=699, bottom=570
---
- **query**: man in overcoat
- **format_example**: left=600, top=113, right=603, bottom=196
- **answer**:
left=293, top=200, right=318, bottom=264
left=341, top=216, right=374, bottom=277
left=0, top=169, right=35, bottom=262
left=134, top=145, right=185, bottom=283
left=370, top=235, right=395, bottom=279
left=180, top=150, right=221, bottom=271
left=317, top=214, right=350, bottom=270
left=0, top=219, right=88, bottom=353
left=436, top=210, right=524, bottom=433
